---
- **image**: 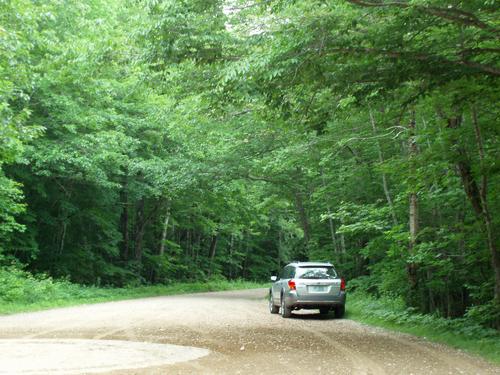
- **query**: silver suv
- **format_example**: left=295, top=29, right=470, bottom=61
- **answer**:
left=269, top=262, right=346, bottom=318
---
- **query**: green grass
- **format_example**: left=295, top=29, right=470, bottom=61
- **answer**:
left=0, top=266, right=265, bottom=315
left=347, top=292, right=500, bottom=365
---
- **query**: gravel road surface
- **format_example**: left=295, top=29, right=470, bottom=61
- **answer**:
left=0, top=288, right=498, bottom=374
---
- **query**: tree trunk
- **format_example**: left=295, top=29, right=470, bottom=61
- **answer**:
left=408, top=191, right=419, bottom=287
left=320, top=172, right=338, bottom=253
left=120, top=185, right=129, bottom=260
left=185, top=229, right=191, bottom=257
left=445, top=115, right=483, bottom=215
left=195, top=232, right=201, bottom=261
left=295, top=191, right=310, bottom=245
left=134, top=198, right=145, bottom=261
left=207, top=233, right=218, bottom=277
left=326, top=206, right=338, bottom=253
left=58, top=221, right=67, bottom=255
left=370, top=109, right=398, bottom=225
left=158, top=206, right=170, bottom=256
left=228, top=235, right=234, bottom=279
left=407, top=110, right=419, bottom=294
left=427, top=269, right=435, bottom=313
left=208, top=234, right=218, bottom=260
left=340, top=230, right=346, bottom=254
left=443, top=109, right=500, bottom=301
left=471, top=107, right=500, bottom=301
left=278, top=231, right=282, bottom=270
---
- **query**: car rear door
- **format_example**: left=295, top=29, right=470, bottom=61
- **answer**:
left=294, top=266, right=341, bottom=300
left=272, top=266, right=288, bottom=303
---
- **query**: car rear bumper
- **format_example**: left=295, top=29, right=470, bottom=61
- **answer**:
left=285, top=291, right=346, bottom=309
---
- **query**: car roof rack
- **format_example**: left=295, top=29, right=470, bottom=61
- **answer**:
left=289, top=261, right=333, bottom=266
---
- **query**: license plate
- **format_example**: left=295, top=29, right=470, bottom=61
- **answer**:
left=309, top=286, right=327, bottom=292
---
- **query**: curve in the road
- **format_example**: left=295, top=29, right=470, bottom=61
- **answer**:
left=0, top=288, right=497, bottom=374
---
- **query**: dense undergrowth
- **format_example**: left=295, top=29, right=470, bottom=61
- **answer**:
left=0, top=266, right=264, bottom=315
left=348, top=291, right=500, bottom=364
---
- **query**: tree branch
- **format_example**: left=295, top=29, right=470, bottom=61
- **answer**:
left=324, top=47, right=500, bottom=76
left=346, top=0, right=499, bottom=35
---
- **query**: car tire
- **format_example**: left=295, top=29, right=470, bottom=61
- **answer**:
left=280, top=295, right=292, bottom=318
left=269, top=292, right=279, bottom=314
left=335, top=305, right=345, bottom=319
left=319, top=307, right=329, bottom=315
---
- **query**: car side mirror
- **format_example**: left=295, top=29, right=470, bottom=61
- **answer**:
left=270, top=275, right=277, bottom=282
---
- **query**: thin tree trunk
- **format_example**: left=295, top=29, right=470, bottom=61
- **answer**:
left=295, top=191, right=310, bottom=245
left=195, top=232, right=201, bottom=261
left=171, top=221, right=175, bottom=243
left=278, top=231, right=282, bottom=270
left=421, top=116, right=444, bottom=227
left=340, top=231, right=346, bottom=253
left=326, top=206, right=338, bottom=253
left=243, top=233, right=250, bottom=279
left=408, top=110, right=419, bottom=294
left=55, top=182, right=72, bottom=256
left=59, top=221, right=67, bottom=255
left=134, top=198, right=145, bottom=261
left=208, top=234, right=218, bottom=260
left=446, top=279, right=452, bottom=318
left=208, top=234, right=218, bottom=277
left=444, top=114, right=484, bottom=216
left=121, top=209, right=129, bottom=259
left=158, top=206, right=170, bottom=256
left=369, top=109, right=398, bottom=225
left=228, top=235, right=234, bottom=279
left=187, top=228, right=192, bottom=258
left=120, top=184, right=129, bottom=260
left=409, top=193, right=419, bottom=252
left=320, top=172, right=338, bottom=253
left=427, top=269, right=435, bottom=313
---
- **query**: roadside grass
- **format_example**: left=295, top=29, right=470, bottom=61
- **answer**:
left=0, top=266, right=265, bottom=315
left=347, top=292, right=500, bottom=365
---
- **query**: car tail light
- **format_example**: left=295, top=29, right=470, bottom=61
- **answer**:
left=340, top=278, right=346, bottom=291
left=288, top=279, right=296, bottom=291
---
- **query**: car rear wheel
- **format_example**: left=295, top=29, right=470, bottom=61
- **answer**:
left=335, top=305, right=345, bottom=319
left=280, top=295, right=292, bottom=318
left=269, top=293, right=279, bottom=314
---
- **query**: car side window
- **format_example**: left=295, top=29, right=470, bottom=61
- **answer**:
left=279, top=267, right=287, bottom=279
left=282, top=266, right=295, bottom=279
left=281, top=266, right=289, bottom=279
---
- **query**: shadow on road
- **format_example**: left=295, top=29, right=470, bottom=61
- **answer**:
left=289, top=311, right=338, bottom=320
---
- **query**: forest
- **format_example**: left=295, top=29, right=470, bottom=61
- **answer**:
left=1, top=0, right=499, bottom=327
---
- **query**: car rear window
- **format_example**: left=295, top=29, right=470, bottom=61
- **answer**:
left=295, top=267, right=337, bottom=279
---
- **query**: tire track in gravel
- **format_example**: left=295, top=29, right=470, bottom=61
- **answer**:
left=298, top=324, right=386, bottom=375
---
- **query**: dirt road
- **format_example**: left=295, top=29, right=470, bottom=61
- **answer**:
left=0, top=288, right=498, bottom=374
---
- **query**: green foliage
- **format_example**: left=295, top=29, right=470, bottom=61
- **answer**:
left=0, top=175, right=25, bottom=246
left=0, top=0, right=43, bottom=252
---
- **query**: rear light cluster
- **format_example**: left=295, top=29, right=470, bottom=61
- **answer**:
left=287, top=278, right=345, bottom=291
